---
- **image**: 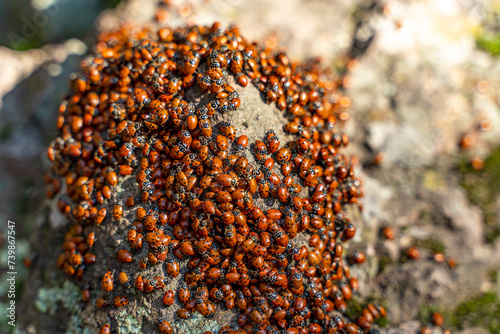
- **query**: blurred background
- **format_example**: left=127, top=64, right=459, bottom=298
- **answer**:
left=1, top=0, right=500, bottom=332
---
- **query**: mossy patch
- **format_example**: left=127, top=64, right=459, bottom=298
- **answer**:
left=418, top=292, right=500, bottom=334
left=420, top=292, right=500, bottom=333
left=415, top=237, right=446, bottom=254
left=115, top=308, right=147, bottom=334
left=35, top=280, right=80, bottom=316
left=487, top=269, right=498, bottom=284
left=345, top=296, right=364, bottom=320
left=376, top=255, right=394, bottom=275
left=452, top=292, right=500, bottom=333
left=66, top=314, right=92, bottom=334
left=0, top=123, right=14, bottom=141
left=476, top=32, right=500, bottom=56
left=458, top=146, right=500, bottom=242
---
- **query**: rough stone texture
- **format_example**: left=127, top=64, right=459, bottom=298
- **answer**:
left=1, top=0, right=500, bottom=333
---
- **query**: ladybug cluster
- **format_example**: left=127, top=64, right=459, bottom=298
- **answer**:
left=46, top=22, right=384, bottom=334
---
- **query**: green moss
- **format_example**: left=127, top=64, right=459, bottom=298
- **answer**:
left=419, top=293, right=500, bottom=332
left=377, top=256, right=394, bottom=275
left=115, top=308, right=146, bottom=334
left=66, top=314, right=88, bottom=334
left=458, top=147, right=500, bottom=243
left=344, top=296, right=364, bottom=320
left=415, top=237, right=446, bottom=254
left=107, top=0, right=125, bottom=8
left=0, top=123, right=13, bottom=141
left=477, top=33, right=500, bottom=56
left=488, top=269, right=499, bottom=284
left=35, top=281, right=80, bottom=316
left=451, top=292, right=500, bottom=333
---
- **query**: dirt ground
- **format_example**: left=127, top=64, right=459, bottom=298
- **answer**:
left=1, top=0, right=500, bottom=333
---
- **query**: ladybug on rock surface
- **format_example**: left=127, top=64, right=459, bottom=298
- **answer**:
left=46, top=18, right=380, bottom=334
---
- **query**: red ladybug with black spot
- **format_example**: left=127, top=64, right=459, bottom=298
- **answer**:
left=101, top=271, right=113, bottom=292
left=177, top=308, right=192, bottom=319
left=163, top=290, right=175, bottom=306
left=157, top=318, right=173, bottom=334
left=114, top=295, right=129, bottom=307
left=178, top=283, right=190, bottom=304
left=267, top=136, right=280, bottom=154
left=99, top=324, right=111, bottom=334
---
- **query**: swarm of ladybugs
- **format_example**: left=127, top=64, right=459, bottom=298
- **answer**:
left=46, top=22, right=385, bottom=334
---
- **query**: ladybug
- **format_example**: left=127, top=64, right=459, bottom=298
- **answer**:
left=177, top=308, right=192, bottom=319
left=119, top=271, right=130, bottom=288
left=308, top=323, right=322, bottom=334
left=200, top=120, right=213, bottom=138
left=236, top=135, right=248, bottom=151
left=163, top=290, right=175, bottom=306
left=211, top=157, right=223, bottom=172
left=275, top=147, right=290, bottom=164
left=70, top=253, right=83, bottom=267
left=351, top=251, right=366, bottom=264
left=216, top=191, right=232, bottom=204
left=81, top=288, right=90, bottom=304
left=220, top=122, right=236, bottom=141
left=106, top=169, right=118, bottom=186
left=277, top=185, right=289, bottom=203
left=99, top=324, right=111, bottom=334
left=216, top=135, right=229, bottom=151
left=95, top=208, right=107, bottom=225
left=252, top=245, right=267, bottom=257
left=257, top=180, right=270, bottom=198
left=187, top=111, right=198, bottom=131
left=267, top=136, right=280, bottom=154
left=135, top=275, right=144, bottom=291
left=263, top=157, right=275, bottom=170
left=157, top=318, right=173, bottom=334
left=178, top=283, right=190, bottom=304
left=84, top=253, right=96, bottom=265
left=254, top=140, right=268, bottom=158
left=230, top=52, right=243, bottom=73
left=276, top=253, right=288, bottom=268
left=236, top=73, right=248, bottom=87
left=117, top=249, right=133, bottom=263
left=295, top=137, right=309, bottom=152
left=112, top=200, right=123, bottom=220
left=114, top=295, right=129, bottom=307
left=284, top=122, right=300, bottom=134
left=406, top=246, right=421, bottom=260
left=195, top=297, right=210, bottom=316
left=198, top=73, right=212, bottom=92
left=207, top=267, right=222, bottom=279
left=131, top=233, right=143, bottom=250
left=381, top=226, right=396, bottom=240
left=101, top=271, right=113, bottom=292
left=198, top=175, right=212, bottom=189
left=342, top=223, right=356, bottom=241
left=96, top=296, right=109, bottom=308
left=179, top=130, right=192, bottom=147
left=175, top=170, right=188, bottom=187
left=136, top=206, right=147, bottom=221
left=148, top=149, right=160, bottom=164
left=311, top=190, right=326, bottom=204
left=235, top=156, right=249, bottom=174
